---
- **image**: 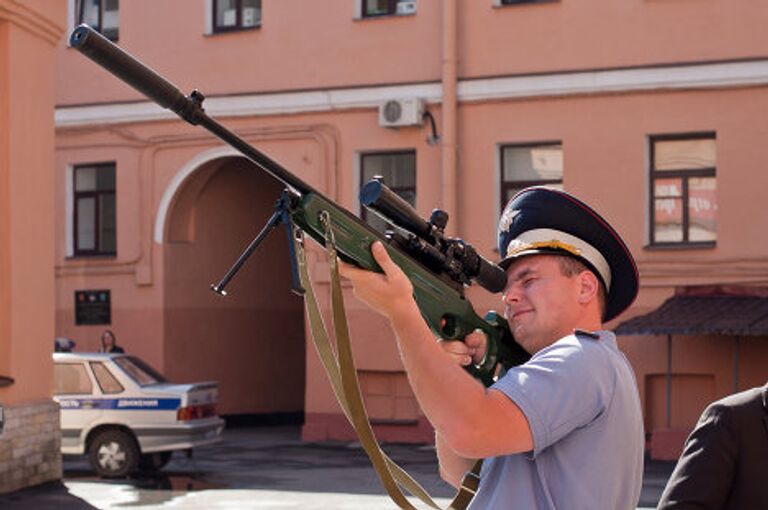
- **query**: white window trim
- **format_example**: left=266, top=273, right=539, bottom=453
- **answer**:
left=644, top=135, right=652, bottom=246
left=204, top=0, right=214, bottom=35
left=352, top=152, right=363, bottom=217
left=65, top=164, right=75, bottom=257
left=67, top=0, right=76, bottom=32
left=493, top=143, right=503, bottom=249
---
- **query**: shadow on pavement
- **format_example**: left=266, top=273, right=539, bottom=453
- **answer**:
left=5, top=426, right=674, bottom=509
left=0, top=481, right=98, bottom=510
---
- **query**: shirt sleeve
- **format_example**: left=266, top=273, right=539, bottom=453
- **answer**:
left=657, top=403, right=737, bottom=510
left=490, top=336, right=615, bottom=457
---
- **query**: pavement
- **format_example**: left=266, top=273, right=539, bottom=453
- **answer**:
left=0, top=425, right=676, bottom=509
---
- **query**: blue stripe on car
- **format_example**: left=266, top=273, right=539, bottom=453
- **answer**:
left=58, top=398, right=181, bottom=410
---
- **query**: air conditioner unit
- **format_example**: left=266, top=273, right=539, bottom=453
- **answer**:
left=379, top=98, right=424, bottom=128
left=396, top=1, right=417, bottom=15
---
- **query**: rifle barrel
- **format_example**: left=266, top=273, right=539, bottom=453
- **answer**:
left=69, top=24, right=315, bottom=196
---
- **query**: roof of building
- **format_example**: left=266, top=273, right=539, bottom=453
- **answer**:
left=615, top=294, right=768, bottom=336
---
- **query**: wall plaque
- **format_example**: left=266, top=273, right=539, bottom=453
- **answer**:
left=75, top=290, right=111, bottom=325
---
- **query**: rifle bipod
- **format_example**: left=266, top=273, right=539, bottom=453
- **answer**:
left=210, top=190, right=305, bottom=297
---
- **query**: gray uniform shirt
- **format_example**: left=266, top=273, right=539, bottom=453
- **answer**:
left=467, top=331, right=644, bottom=510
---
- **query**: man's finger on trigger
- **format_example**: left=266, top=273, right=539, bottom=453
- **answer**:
left=466, top=332, right=483, bottom=346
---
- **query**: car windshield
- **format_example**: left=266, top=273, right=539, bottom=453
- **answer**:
left=113, top=356, right=168, bottom=386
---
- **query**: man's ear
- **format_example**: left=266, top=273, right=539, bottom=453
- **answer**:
left=577, top=270, right=599, bottom=305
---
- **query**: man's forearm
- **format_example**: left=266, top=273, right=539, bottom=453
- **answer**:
left=436, top=432, right=477, bottom=488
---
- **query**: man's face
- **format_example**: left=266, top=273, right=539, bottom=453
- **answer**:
left=502, top=255, right=582, bottom=354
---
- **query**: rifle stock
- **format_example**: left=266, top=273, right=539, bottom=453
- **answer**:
left=69, top=24, right=529, bottom=382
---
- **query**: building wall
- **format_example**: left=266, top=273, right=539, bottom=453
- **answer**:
left=0, top=0, right=65, bottom=493
left=53, top=1, right=768, bottom=447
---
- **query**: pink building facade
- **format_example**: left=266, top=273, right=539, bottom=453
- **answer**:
left=0, top=0, right=65, bottom=493
left=51, top=0, right=768, bottom=459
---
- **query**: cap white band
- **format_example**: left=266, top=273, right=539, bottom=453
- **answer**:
left=505, top=228, right=612, bottom=291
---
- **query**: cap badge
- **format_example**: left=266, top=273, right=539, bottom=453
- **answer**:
left=498, top=208, right=521, bottom=234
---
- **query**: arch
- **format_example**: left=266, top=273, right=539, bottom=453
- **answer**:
left=154, top=145, right=240, bottom=244
left=161, top=155, right=305, bottom=417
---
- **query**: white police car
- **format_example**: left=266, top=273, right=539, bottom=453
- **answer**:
left=53, top=352, right=224, bottom=477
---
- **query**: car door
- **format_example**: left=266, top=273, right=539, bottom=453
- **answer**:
left=54, top=361, right=102, bottom=454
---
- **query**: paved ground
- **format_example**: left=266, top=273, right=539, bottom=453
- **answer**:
left=0, top=425, right=675, bottom=509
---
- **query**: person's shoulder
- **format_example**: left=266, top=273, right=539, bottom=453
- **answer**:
left=707, top=384, right=765, bottom=415
left=550, top=330, right=612, bottom=354
left=537, top=331, right=610, bottom=367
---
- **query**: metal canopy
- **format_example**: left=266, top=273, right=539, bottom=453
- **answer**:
left=615, top=294, right=768, bottom=337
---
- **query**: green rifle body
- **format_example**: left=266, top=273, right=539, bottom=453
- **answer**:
left=293, top=193, right=527, bottom=382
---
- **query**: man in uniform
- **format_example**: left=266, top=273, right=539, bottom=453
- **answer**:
left=340, top=187, right=644, bottom=509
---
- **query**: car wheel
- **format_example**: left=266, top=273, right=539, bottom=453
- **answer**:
left=88, top=429, right=139, bottom=478
left=139, top=451, right=172, bottom=472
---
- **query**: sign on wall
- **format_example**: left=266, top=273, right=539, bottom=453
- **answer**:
left=75, top=290, right=111, bottom=325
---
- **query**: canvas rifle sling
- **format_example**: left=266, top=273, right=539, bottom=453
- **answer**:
left=294, top=213, right=482, bottom=510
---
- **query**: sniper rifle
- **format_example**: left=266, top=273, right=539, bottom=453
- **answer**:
left=68, top=24, right=530, bottom=384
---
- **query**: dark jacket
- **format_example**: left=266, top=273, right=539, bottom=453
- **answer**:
left=657, top=383, right=768, bottom=510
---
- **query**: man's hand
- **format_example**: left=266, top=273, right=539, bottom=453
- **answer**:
left=440, top=331, right=488, bottom=367
left=338, top=241, right=417, bottom=321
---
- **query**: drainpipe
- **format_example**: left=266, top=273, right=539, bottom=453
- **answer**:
left=732, top=336, right=740, bottom=393
left=666, top=334, right=672, bottom=428
left=441, top=0, right=458, bottom=234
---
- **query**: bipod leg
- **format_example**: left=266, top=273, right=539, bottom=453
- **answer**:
left=283, top=209, right=305, bottom=296
left=210, top=191, right=295, bottom=296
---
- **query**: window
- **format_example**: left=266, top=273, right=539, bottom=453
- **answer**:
left=91, top=362, right=124, bottom=394
left=75, top=0, right=119, bottom=41
left=649, top=134, right=717, bottom=247
left=74, top=163, right=116, bottom=257
left=360, top=151, right=416, bottom=233
left=213, top=0, right=261, bottom=32
left=54, top=363, right=93, bottom=395
left=361, top=0, right=416, bottom=18
left=113, top=356, right=168, bottom=386
left=500, top=143, right=563, bottom=209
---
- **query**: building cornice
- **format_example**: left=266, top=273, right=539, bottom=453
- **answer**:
left=0, top=0, right=64, bottom=46
left=56, top=59, right=768, bottom=128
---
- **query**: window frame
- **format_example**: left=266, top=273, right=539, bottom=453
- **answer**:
left=648, top=132, right=717, bottom=249
left=499, top=141, right=563, bottom=210
left=73, top=162, right=117, bottom=258
left=361, top=0, right=399, bottom=18
left=90, top=361, right=125, bottom=394
left=360, top=0, right=418, bottom=18
left=212, top=0, right=262, bottom=33
left=359, top=149, right=417, bottom=228
left=54, top=363, right=94, bottom=396
left=113, top=356, right=168, bottom=387
left=75, top=0, right=119, bottom=41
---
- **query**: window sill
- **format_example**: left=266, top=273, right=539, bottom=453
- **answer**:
left=643, top=242, right=716, bottom=251
left=209, top=25, right=261, bottom=35
left=354, top=12, right=416, bottom=21
left=493, top=0, right=559, bottom=7
left=66, top=254, right=118, bottom=261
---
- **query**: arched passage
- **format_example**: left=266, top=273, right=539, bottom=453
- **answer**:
left=162, top=156, right=305, bottom=419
